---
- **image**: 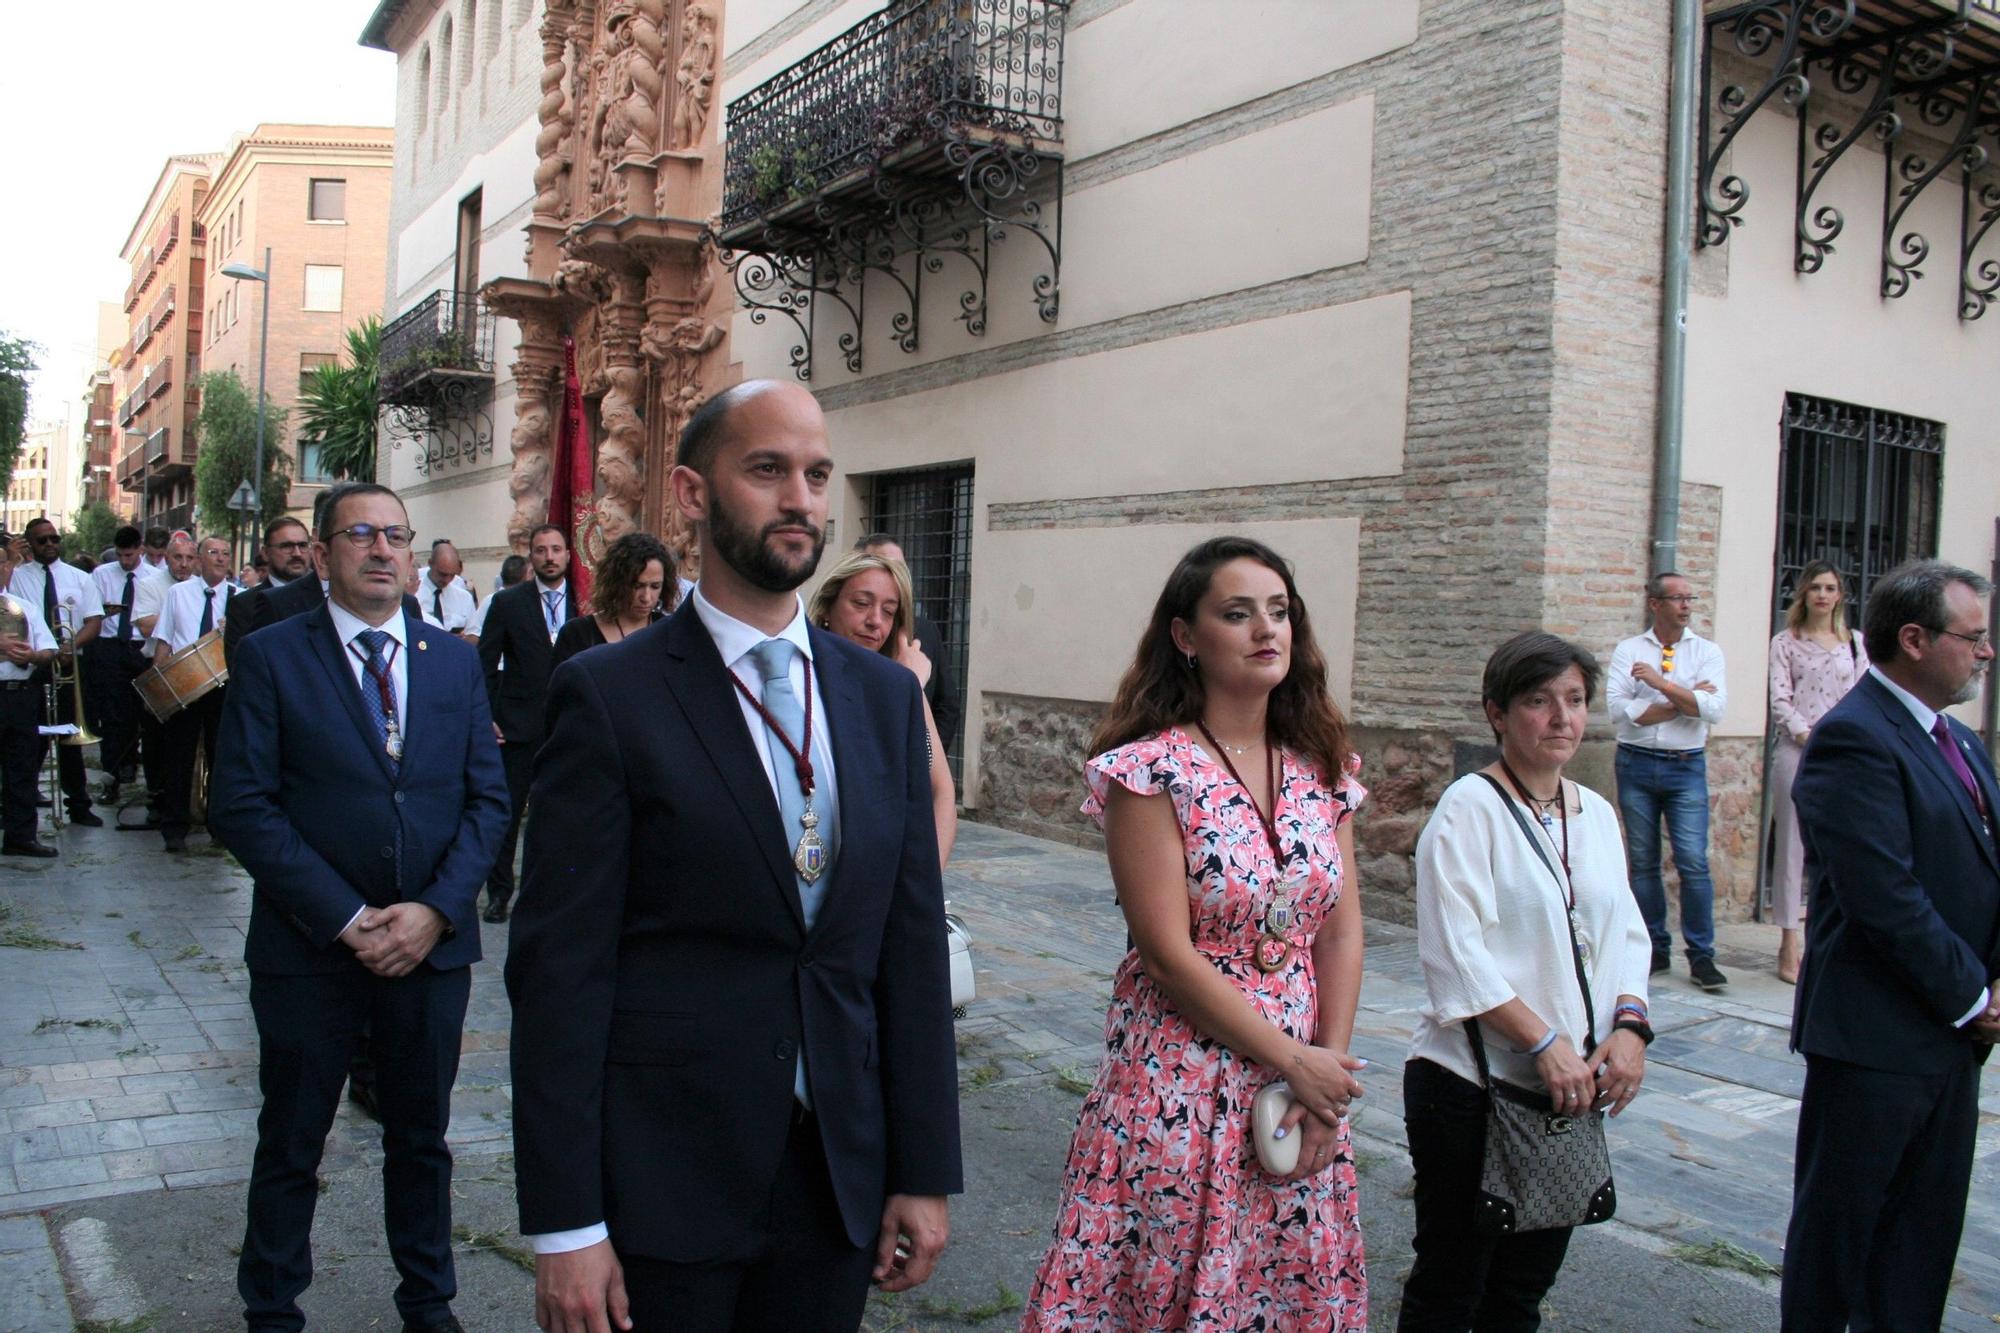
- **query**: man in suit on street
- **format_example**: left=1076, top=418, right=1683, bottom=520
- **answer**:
left=475, top=523, right=575, bottom=922
left=224, top=517, right=316, bottom=669
left=1783, top=559, right=2000, bottom=1331
left=211, top=482, right=508, bottom=1333
left=508, top=381, right=961, bottom=1332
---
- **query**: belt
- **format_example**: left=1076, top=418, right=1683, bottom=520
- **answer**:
left=1619, top=743, right=1703, bottom=761
left=0, top=680, right=35, bottom=691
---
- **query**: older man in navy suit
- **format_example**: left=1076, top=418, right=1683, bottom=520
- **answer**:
left=508, top=381, right=961, bottom=1333
left=1783, top=559, right=2000, bottom=1331
left=212, top=481, right=509, bottom=1333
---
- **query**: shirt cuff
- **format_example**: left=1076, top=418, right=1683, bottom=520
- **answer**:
left=1954, top=988, right=1990, bottom=1029
left=529, top=1223, right=609, bottom=1254
left=338, top=905, right=369, bottom=938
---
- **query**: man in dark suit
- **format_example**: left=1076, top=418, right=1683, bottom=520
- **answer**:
left=858, top=533, right=962, bottom=755
left=223, top=516, right=316, bottom=669
left=475, top=523, right=575, bottom=922
left=508, top=381, right=961, bottom=1333
left=211, top=481, right=508, bottom=1333
left=1783, top=559, right=2000, bottom=1331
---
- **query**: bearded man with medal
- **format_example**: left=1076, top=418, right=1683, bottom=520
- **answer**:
left=211, top=481, right=510, bottom=1333
left=507, top=381, right=960, bottom=1333
left=1022, top=537, right=1371, bottom=1331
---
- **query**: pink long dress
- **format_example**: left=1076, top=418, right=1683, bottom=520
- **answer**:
left=1021, top=727, right=1368, bottom=1332
left=1768, top=630, right=1868, bottom=928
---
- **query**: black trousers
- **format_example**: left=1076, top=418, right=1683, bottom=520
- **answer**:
left=159, top=689, right=222, bottom=839
left=85, top=639, right=147, bottom=785
left=618, top=1105, right=875, bottom=1332
left=1399, top=1059, right=1573, bottom=1333
left=484, top=738, right=534, bottom=907
left=238, top=963, right=471, bottom=1332
left=1781, top=1051, right=1979, bottom=1332
left=0, top=685, right=42, bottom=842
left=31, top=663, right=91, bottom=814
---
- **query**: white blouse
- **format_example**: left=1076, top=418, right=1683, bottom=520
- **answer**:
left=1408, top=774, right=1652, bottom=1088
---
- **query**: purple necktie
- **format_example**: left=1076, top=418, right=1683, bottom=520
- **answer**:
left=1932, top=716, right=1987, bottom=819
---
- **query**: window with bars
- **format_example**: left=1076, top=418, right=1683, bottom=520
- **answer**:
left=863, top=464, right=975, bottom=786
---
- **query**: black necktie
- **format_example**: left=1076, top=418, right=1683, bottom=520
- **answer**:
left=434, top=587, right=444, bottom=621
left=40, top=565, right=56, bottom=634
left=118, top=572, right=136, bottom=642
left=199, top=588, right=215, bottom=636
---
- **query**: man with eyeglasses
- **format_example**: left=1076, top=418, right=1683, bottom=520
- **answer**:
left=1782, top=560, right=2000, bottom=1330
left=151, top=535, right=240, bottom=853
left=1607, top=571, right=1729, bottom=990
left=225, top=518, right=315, bottom=671
left=211, top=480, right=507, bottom=1333
left=9, top=517, right=106, bottom=827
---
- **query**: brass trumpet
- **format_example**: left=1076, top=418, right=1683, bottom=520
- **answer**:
left=52, top=622, right=99, bottom=749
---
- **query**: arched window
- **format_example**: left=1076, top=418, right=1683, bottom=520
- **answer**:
left=416, top=45, right=432, bottom=131
left=437, top=16, right=455, bottom=113
left=463, top=0, right=481, bottom=85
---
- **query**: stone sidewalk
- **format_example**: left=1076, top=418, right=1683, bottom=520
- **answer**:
left=0, top=814, right=1994, bottom=1328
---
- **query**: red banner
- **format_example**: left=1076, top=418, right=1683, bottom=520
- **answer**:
left=546, top=335, right=593, bottom=605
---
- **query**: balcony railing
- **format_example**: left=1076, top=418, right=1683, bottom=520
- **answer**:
left=146, top=285, right=176, bottom=339
left=152, top=357, right=173, bottom=399
left=380, top=289, right=495, bottom=406
left=145, top=428, right=169, bottom=464
left=118, top=442, right=146, bottom=486
left=721, top=0, right=1066, bottom=235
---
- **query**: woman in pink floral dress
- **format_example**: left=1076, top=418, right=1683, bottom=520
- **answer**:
left=1023, top=536, right=1369, bottom=1331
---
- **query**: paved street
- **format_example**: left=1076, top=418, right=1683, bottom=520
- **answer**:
left=1, top=812, right=1995, bottom=1329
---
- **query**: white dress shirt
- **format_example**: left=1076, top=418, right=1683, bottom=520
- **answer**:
left=464, top=593, right=501, bottom=638
left=528, top=583, right=842, bottom=1258
left=8, top=559, right=105, bottom=637
left=1863, top=666, right=1990, bottom=1029
left=90, top=561, right=149, bottom=642
left=1606, top=628, right=1727, bottom=750
left=131, top=568, right=172, bottom=631
left=532, top=578, right=571, bottom=640
left=151, top=576, right=239, bottom=655
left=0, top=601, right=57, bottom=681
left=419, top=574, right=477, bottom=632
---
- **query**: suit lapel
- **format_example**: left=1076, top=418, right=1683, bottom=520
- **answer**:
left=1869, top=678, right=1998, bottom=873
left=662, top=607, right=805, bottom=928
left=810, top=630, right=868, bottom=933
left=304, top=603, right=398, bottom=785
left=400, top=613, right=430, bottom=756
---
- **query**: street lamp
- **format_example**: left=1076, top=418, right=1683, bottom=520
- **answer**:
left=220, top=248, right=272, bottom=545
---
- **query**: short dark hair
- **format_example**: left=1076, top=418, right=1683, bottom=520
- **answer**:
left=264, top=516, right=307, bottom=544
left=1645, top=571, right=1687, bottom=600
left=1482, top=632, right=1602, bottom=724
left=529, top=523, right=567, bottom=547
left=431, top=538, right=455, bottom=554
left=143, top=527, right=170, bottom=549
left=316, top=482, right=403, bottom=541
left=854, top=532, right=902, bottom=552
left=676, top=381, right=774, bottom=480
left=589, top=533, right=676, bottom=618
left=498, top=554, right=529, bottom=586
left=1863, top=559, right=1993, bottom=663
left=24, top=518, right=55, bottom=538
left=114, top=525, right=142, bottom=550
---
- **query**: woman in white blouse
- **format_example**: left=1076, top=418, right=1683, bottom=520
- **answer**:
left=1399, top=633, right=1653, bottom=1332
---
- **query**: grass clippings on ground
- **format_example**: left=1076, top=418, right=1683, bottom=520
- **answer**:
left=0, top=902, right=83, bottom=951
left=1671, top=1238, right=1782, bottom=1280
left=33, top=1016, right=121, bottom=1034
left=1051, top=1063, right=1094, bottom=1096
left=453, top=1223, right=536, bottom=1273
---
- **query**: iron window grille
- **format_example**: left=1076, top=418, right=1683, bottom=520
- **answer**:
left=864, top=463, right=976, bottom=787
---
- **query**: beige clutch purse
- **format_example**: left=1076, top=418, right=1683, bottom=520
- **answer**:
left=1252, top=1080, right=1299, bottom=1175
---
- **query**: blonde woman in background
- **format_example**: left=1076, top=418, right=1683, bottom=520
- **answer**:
left=1767, top=560, right=1869, bottom=983
left=810, top=550, right=956, bottom=866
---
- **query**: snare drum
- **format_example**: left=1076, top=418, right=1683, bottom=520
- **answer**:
left=134, top=630, right=228, bottom=722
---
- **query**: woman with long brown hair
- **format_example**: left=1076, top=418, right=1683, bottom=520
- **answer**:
left=1023, top=536, right=1369, bottom=1330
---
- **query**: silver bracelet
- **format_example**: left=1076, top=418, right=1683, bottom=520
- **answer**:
left=1522, top=1028, right=1559, bottom=1057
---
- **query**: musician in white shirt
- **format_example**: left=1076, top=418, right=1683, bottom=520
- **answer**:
left=9, top=518, right=105, bottom=824
left=85, top=526, right=152, bottom=800
left=0, top=537, right=59, bottom=856
left=151, top=536, right=239, bottom=852
left=419, top=540, right=478, bottom=633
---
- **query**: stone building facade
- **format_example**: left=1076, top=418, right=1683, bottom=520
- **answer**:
left=714, top=0, right=2000, bottom=922
left=198, top=125, right=395, bottom=523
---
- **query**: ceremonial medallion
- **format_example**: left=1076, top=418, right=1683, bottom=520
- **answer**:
left=794, top=807, right=828, bottom=883
left=384, top=719, right=405, bottom=763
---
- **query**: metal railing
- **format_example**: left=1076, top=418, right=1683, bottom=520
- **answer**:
left=145, top=428, right=170, bottom=465
left=722, top=0, right=1067, bottom=230
left=380, top=289, right=495, bottom=406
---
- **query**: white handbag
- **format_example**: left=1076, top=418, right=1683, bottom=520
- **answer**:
left=944, top=903, right=974, bottom=1016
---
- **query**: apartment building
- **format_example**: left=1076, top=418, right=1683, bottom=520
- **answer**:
left=7, top=419, right=80, bottom=535
left=81, top=302, right=128, bottom=518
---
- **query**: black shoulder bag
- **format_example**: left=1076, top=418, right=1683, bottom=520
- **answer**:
left=1463, top=772, right=1617, bottom=1235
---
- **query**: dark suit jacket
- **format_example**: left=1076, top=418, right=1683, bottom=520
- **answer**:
left=1791, top=672, right=2000, bottom=1074
left=210, top=602, right=511, bottom=976
left=505, top=602, right=961, bottom=1259
left=477, top=579, right=577, bottom=745
left=227, top=576, right=422, bottom=668
left=911, top=612, right=961, bottom=750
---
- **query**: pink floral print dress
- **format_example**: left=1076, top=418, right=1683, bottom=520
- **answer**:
left=1022, top=726, right=1369, bottom=1332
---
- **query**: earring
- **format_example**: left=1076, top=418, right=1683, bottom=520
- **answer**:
left=1185, top=652, right=1198, bottom=670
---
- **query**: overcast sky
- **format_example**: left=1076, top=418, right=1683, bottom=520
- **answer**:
left=10, top=2, right=395, bottom=426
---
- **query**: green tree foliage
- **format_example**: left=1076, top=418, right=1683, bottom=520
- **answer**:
left=191, top=370, right=291, bottom=545
left=296, top=316, right=380, bottom=481
left=68, top=501, right=121, bottom=559
left=0, top=333, right=41, bottom=496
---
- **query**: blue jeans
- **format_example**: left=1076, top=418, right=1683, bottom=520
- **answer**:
left=1614, top=745, right=1715, bottom=961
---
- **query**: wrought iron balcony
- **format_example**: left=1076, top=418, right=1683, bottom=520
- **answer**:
left=718, top=0, right=1068, bottom=379
left=145, top=428, right=169, bottom=465
left=1699, top=0, right=2000, bottom=318
left=380, top=289, right=495, bottom=407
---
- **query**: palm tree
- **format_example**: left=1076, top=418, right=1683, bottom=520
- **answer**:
left=296, top=317, right=380, bottom=481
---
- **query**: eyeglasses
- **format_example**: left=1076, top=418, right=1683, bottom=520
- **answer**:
left=1653, top=594, right=1697, bottom=605
left=1936, top=628, right=1992, bottom=649
left=328, top=524, right=416, bottom=550
left=267, top=540, right=311, bottom=553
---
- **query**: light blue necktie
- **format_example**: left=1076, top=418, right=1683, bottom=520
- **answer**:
left=542, top=588, right=562, bottom=638
left=749, top=638, right=834, bottom=1107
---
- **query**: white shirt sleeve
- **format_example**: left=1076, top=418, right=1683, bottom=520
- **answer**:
left=1955, top=987, right=1990, bottom=1029
left=1693, top=640, right=1726, bottom=725
left=528, top=1223, right=610, bottom=1254
left=1414, top=792, right=1520, bottom=1026
left=1606, top=637, right=1651, bottom=725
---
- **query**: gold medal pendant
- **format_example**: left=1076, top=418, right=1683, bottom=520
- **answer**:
left=794, top=806, right=828, bottom=884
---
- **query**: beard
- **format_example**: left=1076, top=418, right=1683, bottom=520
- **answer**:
left=709, top=488, right=824, bottom=593
left=1950, top=668, right=1985, bottom=706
